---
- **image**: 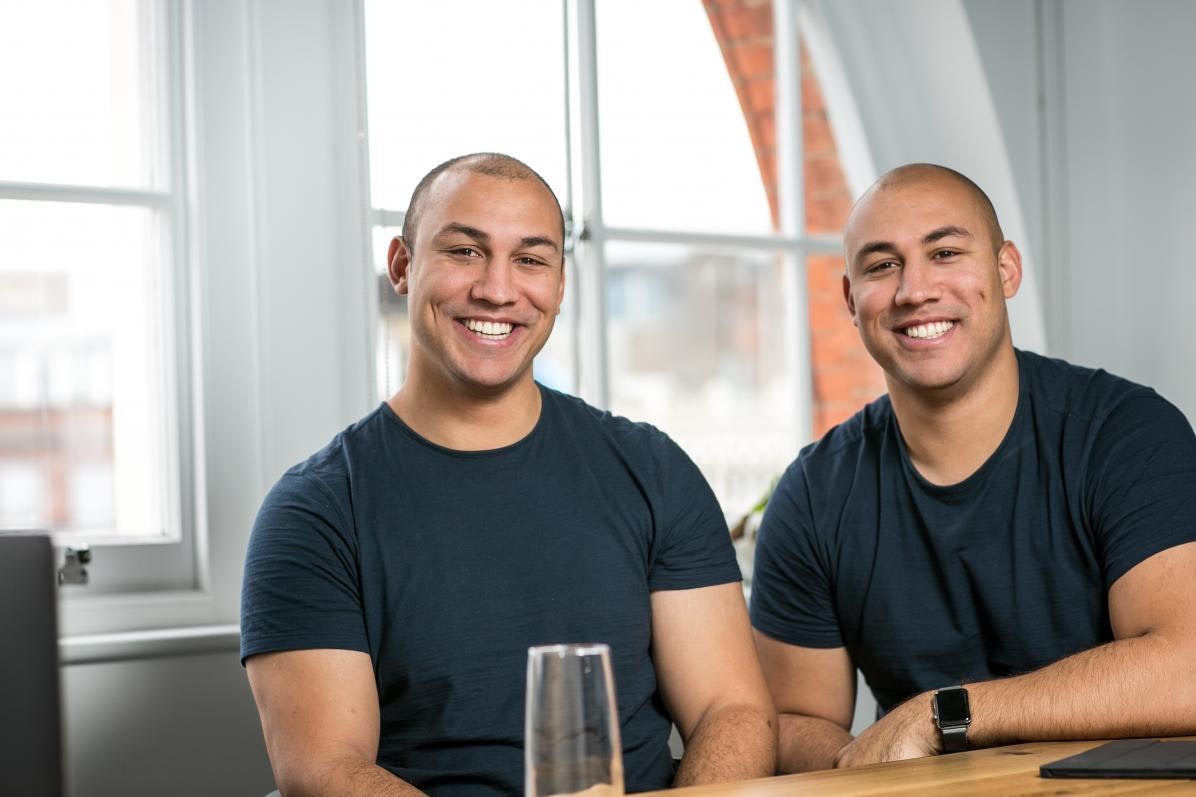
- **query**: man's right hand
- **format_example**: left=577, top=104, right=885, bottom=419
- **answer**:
left=832, top=690, right=938, bottom=768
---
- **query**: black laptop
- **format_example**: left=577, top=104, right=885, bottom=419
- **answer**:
left=0, top=534, right=65, bottom=797
left=1041, top=738, right=1196, bottom=779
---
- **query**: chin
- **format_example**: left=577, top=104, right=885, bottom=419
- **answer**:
left=451, top=365, right=532, bottom=395
left=894, top=364, right=971, bottom=394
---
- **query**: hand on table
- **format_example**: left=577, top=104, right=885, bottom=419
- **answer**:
left=834, top=692, right=940, bottom=768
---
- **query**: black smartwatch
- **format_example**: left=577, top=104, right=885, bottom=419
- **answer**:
left=932, top=685, right=971, bottom=753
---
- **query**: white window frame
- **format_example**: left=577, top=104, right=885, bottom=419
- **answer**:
left=576, top=0, right=851, bottom=451
left=0, top=0, right=209, bottom=638
left=58, top=0, right=380, bottom=647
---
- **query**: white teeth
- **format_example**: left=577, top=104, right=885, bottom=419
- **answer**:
left=903, top=320, right=955, bottom=339
left=465, top=319, right=513, bottom=339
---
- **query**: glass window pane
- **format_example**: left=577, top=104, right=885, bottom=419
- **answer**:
left=605, top=241, right=797, bottom=524
left=596, top=0, right=774, bottom=234
left=0, top=462, right=46, bottom=528
left=0, top=200, right=168, bottom=539
left=0, top=0, right=163, bottom=188
left=363, top=0, right=568, bottom=211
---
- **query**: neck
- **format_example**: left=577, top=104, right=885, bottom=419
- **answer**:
left=888, top=345, right=1020, bottom=486
left=389, top=369, right=543, bottom=451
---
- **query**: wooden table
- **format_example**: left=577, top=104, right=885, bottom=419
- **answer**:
left=638, top=740, right=1196, bottom=795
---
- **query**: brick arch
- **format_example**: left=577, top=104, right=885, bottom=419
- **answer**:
left=702, top=0, right=884, bottom=437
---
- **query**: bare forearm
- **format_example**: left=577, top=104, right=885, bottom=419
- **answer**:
left=776, top=712, right=853, bottom=773
left=674, top=703, right=777, bottom=785
left=970, top=632, right=1196, bottom=746
left=277, top=757, right=426, bottom=797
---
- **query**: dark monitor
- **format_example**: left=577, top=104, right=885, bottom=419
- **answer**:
left=0, top=534, right=65, bottom=797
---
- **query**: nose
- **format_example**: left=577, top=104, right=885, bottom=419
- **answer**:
left=470, top=258, right=517, bottom=306
left=894, top=258, right=942, bottom=306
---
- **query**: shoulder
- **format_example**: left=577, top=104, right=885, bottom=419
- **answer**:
left=1017, top=349, right=1165, bottom=422
left=262, top=404, right=394, bottom=511
left=1018, top=348, right=1196, bottom=494
left=760, top=395, right=894, bottom=544
left=782, top=394, right=895, bottom=488
left=539, top=384, right=683, bottom=460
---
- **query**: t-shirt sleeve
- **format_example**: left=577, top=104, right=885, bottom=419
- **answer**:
left=749, top=457, right=844, bottom=649
left=1087, top=391, right=1196, bottom=588
left=645, top=434, right=742, bottom=591
left=239, top=469, right=370, bottom=664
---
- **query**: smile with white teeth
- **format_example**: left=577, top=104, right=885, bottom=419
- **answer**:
left=464, top=319, right=514, bottom=340
left=902, top=320, right=955, bottom=340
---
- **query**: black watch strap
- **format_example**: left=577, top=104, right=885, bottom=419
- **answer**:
left=933, top=685, right=971, bottom=754
left=940, top=723, right=968, bottom=753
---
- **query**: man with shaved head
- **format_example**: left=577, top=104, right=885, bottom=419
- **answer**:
left=240, top=153, right=776, bottom=794
left=750, top=163, right=1196, bottom=771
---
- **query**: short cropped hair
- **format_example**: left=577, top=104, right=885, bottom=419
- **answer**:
left=869, top=163, right=1004, bottom=250
left=401, top=153, right=566, bottom=251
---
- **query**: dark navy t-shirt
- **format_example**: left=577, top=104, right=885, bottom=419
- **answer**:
left=240, top=384, right=740, bottom=794
left=750, top=350, right=1196, bottom=713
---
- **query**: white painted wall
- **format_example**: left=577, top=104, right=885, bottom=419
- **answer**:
left=1058, top=0, right=1196, bottom=417
left=964, top=0, right=1196, bottom=420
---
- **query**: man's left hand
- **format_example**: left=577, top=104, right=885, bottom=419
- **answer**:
left=833, top=692, right=940, bottom=768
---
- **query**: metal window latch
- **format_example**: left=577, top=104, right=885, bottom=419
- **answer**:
left=58, top=544, right=92, bottom=586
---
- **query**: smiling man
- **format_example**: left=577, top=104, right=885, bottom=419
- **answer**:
left=240, top=153, right=775, bottom=795
left=750, top=163, right=1196, bottom=772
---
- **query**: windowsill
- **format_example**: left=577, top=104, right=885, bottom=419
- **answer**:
left=60, top=623, right=240, bottom=665
left=58, top=586, right=225, bottom=638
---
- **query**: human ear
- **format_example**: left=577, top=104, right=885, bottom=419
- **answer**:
left=388, top=236, right=412, bottom=295
left=997, top=240, right=1023, bottom=299
left=842, top=273, right=859, bottom=326
left=556, top=258, right=566, bottom=314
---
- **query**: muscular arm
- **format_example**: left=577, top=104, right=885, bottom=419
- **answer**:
left=650, top=583, right=777, bottom=784
left=837, top=541, right=1196, bottom=767
left=246, top=649, right=425, bottom=797
left=754, top=632, right=856, bottom=772
left=971, top=540, right=1196, bottom=743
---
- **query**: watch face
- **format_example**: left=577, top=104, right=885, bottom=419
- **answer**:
left=935, top=688, right=971, bottom=724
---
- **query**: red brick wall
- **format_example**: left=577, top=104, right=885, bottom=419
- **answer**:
left=703, top=0, right=885, bottom=437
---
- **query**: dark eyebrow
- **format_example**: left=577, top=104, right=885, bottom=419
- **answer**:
left=853, top=240, right=898, bottom=264
left=923, top=225, right=973, bottom=244
left=518, top=236, right=560, bottom=253
left=852, top=225, right=975, bottom=268
left=432, top=223, right=489, bottom=244
left=431, top=224, right=560, bottom=254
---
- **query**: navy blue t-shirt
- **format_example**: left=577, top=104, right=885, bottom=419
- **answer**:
left=241, top=385, right=740, bottom=794
left=751, top=350, right=1196, bottom=713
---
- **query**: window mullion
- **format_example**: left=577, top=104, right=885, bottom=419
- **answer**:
left=774, top=0, right=813, bottom=450
left=574, top=0, right=610, bottom=410
left=0, top=181, right=171, bottom=208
